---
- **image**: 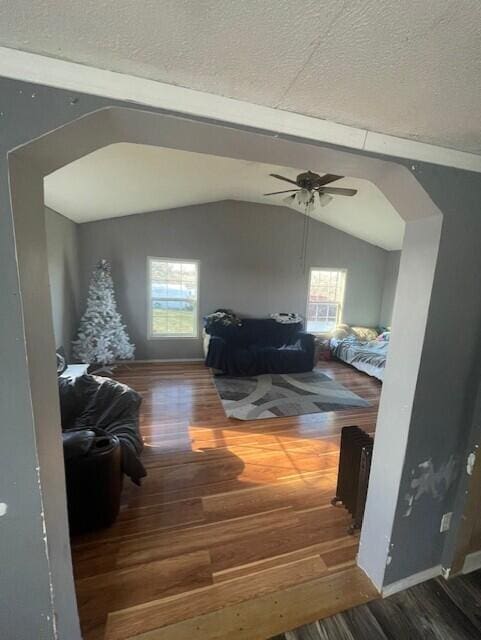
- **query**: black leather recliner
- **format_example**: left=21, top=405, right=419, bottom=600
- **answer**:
left=63, top=428, right=122, bottom=534
left=59, top=373, right=145, bottom=534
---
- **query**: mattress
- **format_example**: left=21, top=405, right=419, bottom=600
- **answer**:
left=331, top=337, right=388, bottom=381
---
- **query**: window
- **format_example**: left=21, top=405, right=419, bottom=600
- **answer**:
left=148, top=258, right=199, bottom=338
left=306, top=268, right=346, bottom=333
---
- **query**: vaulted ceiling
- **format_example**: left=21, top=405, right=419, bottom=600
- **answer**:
left=2, top=1, right=481, bottom=153
left=44, top=143, right=404, bottom=250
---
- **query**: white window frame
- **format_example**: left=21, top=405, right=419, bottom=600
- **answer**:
left=306, top=267, right=347, bottom=335
left=147, top=256, right=200, bottom=340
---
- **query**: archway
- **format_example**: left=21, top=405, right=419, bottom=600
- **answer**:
left=8, top=105, right=443, bottom=632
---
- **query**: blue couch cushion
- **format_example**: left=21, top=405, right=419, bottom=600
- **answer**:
left=206, top=318, right=303, bottom=347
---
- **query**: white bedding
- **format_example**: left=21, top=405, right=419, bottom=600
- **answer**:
left=330, top=336, right=388, bottom=381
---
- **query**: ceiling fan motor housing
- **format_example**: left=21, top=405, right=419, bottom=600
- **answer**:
left=297, top=171, right=322, bottom=190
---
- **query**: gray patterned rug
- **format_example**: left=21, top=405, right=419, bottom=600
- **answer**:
left=213, top=370, right=370, bottom=421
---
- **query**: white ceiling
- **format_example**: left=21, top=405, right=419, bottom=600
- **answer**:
left=1, top=1, right=481, bottom=153
left=44, top=143, right=404, bottom=250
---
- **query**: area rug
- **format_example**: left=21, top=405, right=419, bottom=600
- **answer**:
left=213, top=370, right=370, bottom=420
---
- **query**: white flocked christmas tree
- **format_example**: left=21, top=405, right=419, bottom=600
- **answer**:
left=73, top=259, right=135, bottom=365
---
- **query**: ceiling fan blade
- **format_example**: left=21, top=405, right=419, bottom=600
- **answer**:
left=317, top=173, right=343, bottom=187
left=320, top=187, right=358, bottom=196
left=264, top=189, right=299, bottom=196
left=269, top=173, right=299, bottom=186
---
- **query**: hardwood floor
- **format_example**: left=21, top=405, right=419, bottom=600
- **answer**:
left=70, top=361, right=381, bottom=640
left=279, top=570, right=481, bottom=640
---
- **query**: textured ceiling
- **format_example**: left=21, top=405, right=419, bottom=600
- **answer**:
left=44, top=143, right=404, bottom=250
left=1, top=1, right=481, bottom=153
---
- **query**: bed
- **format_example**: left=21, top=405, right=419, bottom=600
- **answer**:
left=330, top=327, right=390, bottom=382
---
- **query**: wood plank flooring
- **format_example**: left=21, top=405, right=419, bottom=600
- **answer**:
left=279, top=569, right=481, bottom=640
left=70, top=361, right=381, bottom=640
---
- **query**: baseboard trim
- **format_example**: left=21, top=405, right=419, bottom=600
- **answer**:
left=462, top=550, right=481, bottom=574
left=382, top=565, right=442, bottom=598
left=114, top=358, right=205, bottom=364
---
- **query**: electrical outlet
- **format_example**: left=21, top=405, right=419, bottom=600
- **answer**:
left=440, top=512, right=453, bottom=533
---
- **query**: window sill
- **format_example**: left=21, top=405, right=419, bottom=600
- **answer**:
left=307, top=331, right=332, bottom=338
left=147, top=335, right=200, bottom=341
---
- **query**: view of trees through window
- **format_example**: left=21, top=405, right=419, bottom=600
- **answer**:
left=306, top=268, right=346, bottom=333
left=149, top=258, right=198, bottom=337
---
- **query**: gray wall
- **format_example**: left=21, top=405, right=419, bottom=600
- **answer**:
left=380, top=250, right=401, bottom=327
left=0, top=78, right=110, bottom=640
left=383, top=170, right=481, bottom=585
left=2, top=75, right=481, bottom=638
left=78, top=200, right=388, bottom=360
left=45, top=207, right=80, bottom=359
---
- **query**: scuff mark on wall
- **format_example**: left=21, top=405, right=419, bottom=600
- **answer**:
left=405, top=495, right=414, bottom=517
left=403, top=455, right=458, bottom=517
left=36, top=462, right=58, bottom=639
left=467, top=451, right=476, bottom=476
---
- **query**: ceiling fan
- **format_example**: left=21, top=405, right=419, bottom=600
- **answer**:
left=264, top=171, right=357, bottom=210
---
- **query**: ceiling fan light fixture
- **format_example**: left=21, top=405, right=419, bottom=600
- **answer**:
left=295, top=188, right=313, bottom=207
left=281, top=185, right=334, bottom=214
left=318, top=192, right=333, bottom=207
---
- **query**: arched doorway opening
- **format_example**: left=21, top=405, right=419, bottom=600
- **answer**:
left=8, top=105, right=442, bottom=635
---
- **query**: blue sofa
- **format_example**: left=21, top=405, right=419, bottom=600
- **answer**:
left=204, top=318, right=315, bottom=376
